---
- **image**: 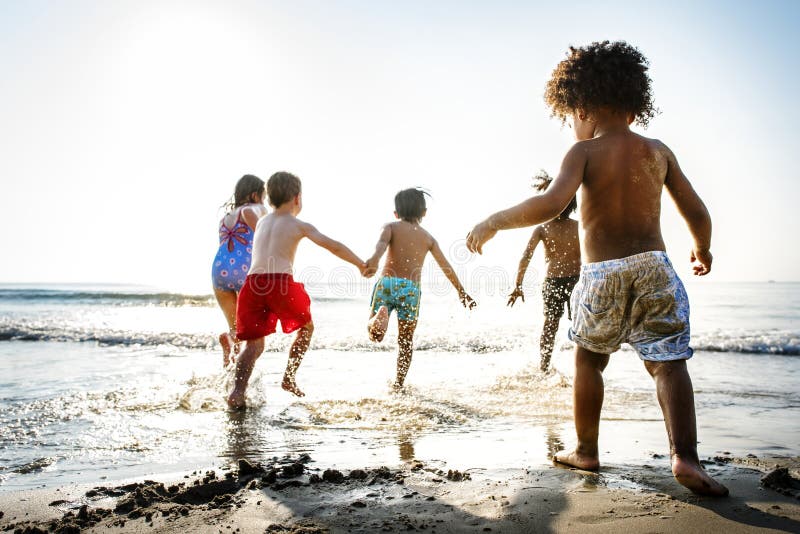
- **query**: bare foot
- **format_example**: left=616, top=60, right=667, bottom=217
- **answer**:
left=281, top=377, right=305, bottom=397
left=368, top=306, right=389, bottom=342
left=391, top=381, right=406, bottom=393
left=672, top=456, right=729, bottom=496
left=219, top=333, right=233, bottom=367
left=227, top=390, right=246, bottom=410
left=553, top=449, right=600, bottom=471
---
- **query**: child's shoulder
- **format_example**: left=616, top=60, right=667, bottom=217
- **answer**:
left=541, top=217, right=577, bottom=232
left=241, top=203, right=267, bottom=216
left=579, top=132, right=672, bottom=163
left=268, top=212, right=304, bottom=228
left=629, top=134, right=674, bottom=165
left=385, top=220, right=424, bottom=233
left=631, top=131, right=670, bottom=150
left=390, top=221, right=433, bottom=241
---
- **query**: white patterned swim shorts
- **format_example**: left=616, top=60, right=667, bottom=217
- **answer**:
left=568, top=251, right=693, bottom=361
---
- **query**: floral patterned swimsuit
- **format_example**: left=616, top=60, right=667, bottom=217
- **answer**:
left=211, top=209, right=254, bottom=292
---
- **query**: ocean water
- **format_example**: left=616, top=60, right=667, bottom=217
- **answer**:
left=0, top=281, right=798, bottom=492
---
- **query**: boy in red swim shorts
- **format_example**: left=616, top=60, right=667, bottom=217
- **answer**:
left=228, top=171, right=367, bottom=409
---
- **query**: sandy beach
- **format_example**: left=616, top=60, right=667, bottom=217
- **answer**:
left=2, top=453, right=799, bottom=533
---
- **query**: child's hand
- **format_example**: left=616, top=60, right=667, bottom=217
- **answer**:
left=359, top=262, right=373, bottom=277
left=690, top=248, right=712, bottom=276
left=507, top=287, right=524, bottom=307
left=460, top=291, right=477, bottom=310
left=364, top=257, right=380, bottom=277
left=466, top=220, right=497, bottom=254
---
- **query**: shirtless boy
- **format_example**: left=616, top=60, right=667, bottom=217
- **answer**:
left=227, top=171, right=366, bottom=409
left=466, top=41, right=727, bottom=496
left=365, top=188, right=476, bottom=390
left=507, top=171, right=580, bottom=372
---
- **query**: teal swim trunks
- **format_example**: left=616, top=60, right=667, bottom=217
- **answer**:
left=370, top=276, right=421, bottom=322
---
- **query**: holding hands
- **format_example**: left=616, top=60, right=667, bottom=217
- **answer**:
left=362, top=256, right=380, bottom=278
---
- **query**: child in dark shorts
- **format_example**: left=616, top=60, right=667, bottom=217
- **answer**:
left=508, top=171, right=580, bottom=372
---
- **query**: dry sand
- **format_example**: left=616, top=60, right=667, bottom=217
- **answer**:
left=1, top=454, right=799, bottom=533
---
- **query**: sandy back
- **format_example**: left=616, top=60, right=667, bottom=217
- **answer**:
left=579, top=132, right=669, bottom=263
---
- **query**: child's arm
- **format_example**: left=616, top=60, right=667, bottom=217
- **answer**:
left=365, top=224, right=392, bottom=276
left=430, top=240, right=476, bottom=309
left=301, top=222, right=366, bottom=271
left=663, top=146, right=713, bottom=276
left=508, top=227, right=542, bottom=307
left=241, top=205, right=267, bottom=231
left=466, top=144, right=586, bottom=254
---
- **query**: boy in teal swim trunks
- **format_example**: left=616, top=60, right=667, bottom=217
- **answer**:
left=365, top=188, right=476, bottom=390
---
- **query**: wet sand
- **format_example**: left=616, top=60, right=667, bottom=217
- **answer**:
left=1, top=455, right=798, bottom=533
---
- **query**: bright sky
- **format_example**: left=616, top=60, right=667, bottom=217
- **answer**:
left=1, top=0, right=798, bottom=293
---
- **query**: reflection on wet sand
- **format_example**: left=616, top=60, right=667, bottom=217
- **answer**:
left=545, top=425, right=565, bottom=459
left=398, top=433, right=416, bottom=462
left=223, top=409, right=261, bottom=461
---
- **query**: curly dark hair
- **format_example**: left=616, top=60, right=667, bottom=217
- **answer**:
left=532, top=170, right=576, bottom=217
left=544, top=41, right=658, bottom=128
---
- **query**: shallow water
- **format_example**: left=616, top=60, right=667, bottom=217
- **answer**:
left=0, top=282, right=798, bottom=491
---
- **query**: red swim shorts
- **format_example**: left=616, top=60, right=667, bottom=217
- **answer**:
left=236, top=273, right=312, bottom=340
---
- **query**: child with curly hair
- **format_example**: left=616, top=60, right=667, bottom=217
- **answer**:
left=507, top=171, right=580, bottom=373
left=466, top=41, right=727, bottom=496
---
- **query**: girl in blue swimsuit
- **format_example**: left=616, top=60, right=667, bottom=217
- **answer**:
left=212, top=175, right=267, bottom=366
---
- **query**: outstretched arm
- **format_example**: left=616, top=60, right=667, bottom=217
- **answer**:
left=466, top=143, right=586, bottom=254
left=508, top=227, right=542, bottom=307
left=302, top=222, right=365, bottom=271
left=365, top=224, right=392, bottom=277
left=430, top=239, right=476, bottom=309
left=663, top=146, right=713, bottom=275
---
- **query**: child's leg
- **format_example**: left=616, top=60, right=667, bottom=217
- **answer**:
left=281, top=321, right=314, bottom=397
left=539, top=311, right=561, bottom=372
left=554, top=346, right=609, bottom=471
left=644, top=360, right=729, bottom=496
left=227, top=337, right=265, bottom=409
left=393, top=320, right=417, bottom=389
left=214, top=288, right=239, bottom=366
left=540, top=280, right=569, bottom=372
left=368, top=306, right=390, bottom=342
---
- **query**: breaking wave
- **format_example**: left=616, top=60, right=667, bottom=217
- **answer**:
left=0, top=319, right=797, bottom=355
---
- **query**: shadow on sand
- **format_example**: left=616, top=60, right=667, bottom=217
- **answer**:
left=219, top=409, right=800, bottom=533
